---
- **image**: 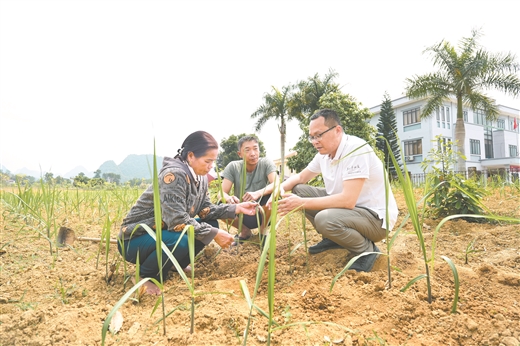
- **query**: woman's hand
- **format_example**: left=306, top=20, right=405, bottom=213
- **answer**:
left=213, top=229, right=234, bottom=248
left=235, top=201, right=258, bottom=215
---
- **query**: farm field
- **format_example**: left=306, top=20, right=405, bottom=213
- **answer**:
left=0, top=185, right=519, bottom=346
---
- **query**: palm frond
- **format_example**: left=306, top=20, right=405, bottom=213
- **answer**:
left=464, top=92, right=500, bottom=120
left=405, top=73, right=451, bottom=102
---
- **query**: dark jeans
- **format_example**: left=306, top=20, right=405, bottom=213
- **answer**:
left=118, top=219, right=218, bottom=280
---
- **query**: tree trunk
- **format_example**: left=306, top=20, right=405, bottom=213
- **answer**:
left=454, top=96, right=466, bottom=172
left=279, top=117, right=286, bottom=179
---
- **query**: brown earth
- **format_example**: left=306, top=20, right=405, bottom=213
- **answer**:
left=1, top=188, right=519, bottom=346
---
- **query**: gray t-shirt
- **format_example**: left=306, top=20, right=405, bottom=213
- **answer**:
left=221, top=157, right=276, bottom=197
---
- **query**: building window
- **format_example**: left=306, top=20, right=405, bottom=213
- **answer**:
left=463, top=110, right=468, bottom=122
left=497, top=119, right=505, bottom=129
left=510, top=145, right=518, bottom=157
left=470, top=139, right=481, bottom=155
left=484, top=130, right=493, bottom=159
left=436, top=107, right=450, bottom=129
left=404, top=139, right=422, bottom=156
left=438, top=137, right=451, bottom=153
left=474, top=109, right=485, bottom=125
left=403, top=107, right=421, bottom=126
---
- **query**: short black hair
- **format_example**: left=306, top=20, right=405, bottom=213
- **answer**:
left=237, top=135, right=259, bottom=151
left=310, top=109, right=341, bottom=127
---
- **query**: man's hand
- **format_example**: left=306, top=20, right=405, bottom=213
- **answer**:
left=226, top=195, right=240, bottom=204
left=213, top=229, right=234, bottom=248
left=265, top=186, right=285, bottom=210
left=241, top=191, right=258, bottom=202
left=277, top=193, right=304, bottom=216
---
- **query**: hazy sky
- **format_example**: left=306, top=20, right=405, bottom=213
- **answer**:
left=1, top=0, right=519, bottom=176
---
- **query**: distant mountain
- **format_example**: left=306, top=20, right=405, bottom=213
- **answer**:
left=98, top=160, right=120, bottom=175
left=0, top=164, right=10, bottom=174
left=1, top=155, right=163, bottom=182
left=16, top=167, right=43, bottom=178
left=64, top=166, right=94, bottom=179
left=97, top=154, right=163, bottom=182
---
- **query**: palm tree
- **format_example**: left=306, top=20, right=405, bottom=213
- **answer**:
left=251, top=85, right=294, bottom=178
left=291, top=69, right=340, bottom=122
left=405, top=29, right=520, bottom=172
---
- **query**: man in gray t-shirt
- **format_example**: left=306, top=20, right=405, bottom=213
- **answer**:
left=220, top=135, right=277, bottom=244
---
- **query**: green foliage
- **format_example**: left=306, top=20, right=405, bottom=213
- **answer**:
left=125, top=177, right=151, bottom=187
left=284, top=71, right=341, bottom=173
left=320, top=92, right=376, bottom=141
left=73, top=172, right=90, bottom=187
left=13, top=291, right=37, bottom=311
left=286, top=139, right=315, bottom=174
left=440, top=256, right=459, bottom=314
left=101, top=172, right=121, bottom=185
left=290, top=69, right=340, bottom=121
left=421, top=136, right=488, bottom=221
left=426, top=175, right=488, bottom=220
left=0, top=170, right=11, bottom=185
left=54, top=175, right=69, bottom=186
left=44, top=172, right=54, bottom=184
left=216, top=133, right=267, bottom=168
left=89, top=177, right=105, bottom=188
left=376, top=93, right=401, bottom=175
left=464, top=238, right=480, bottom=264
left=56, top=277, right=76, bottom=304
left=14, top=174, right=36, bottom=185
left=288, top=91, right=377, bottom=172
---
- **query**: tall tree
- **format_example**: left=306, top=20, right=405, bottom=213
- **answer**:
left=376, top=93, right=401, bottom=175
left=55, top=176, right=68, bottom=185
left=288, top=91, right=377, bottom=173
left=285, top=70, right=341, bottom=173
left=44, top=172, right=54, bottom=184
left=73, top=172, right=90, bottom=187
left=102, top=172, right=121, bottom=184
left=291, top=69, right=340, bottom=121
left=217, top=133, right=266, bottom=168
left=251, top=85, right=295, bottom=178
left=405, top=29, right=520, bottom=172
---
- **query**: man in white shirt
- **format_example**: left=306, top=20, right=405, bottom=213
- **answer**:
left=275, top=109, right=398, bottom=272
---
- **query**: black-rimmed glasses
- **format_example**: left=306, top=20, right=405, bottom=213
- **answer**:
left=308, top=126, right=337, bottom=142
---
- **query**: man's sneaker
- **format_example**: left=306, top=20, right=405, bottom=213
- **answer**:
left=349, top=243, right=381, bottom=272
left=308, top=238, right=343, bottom=254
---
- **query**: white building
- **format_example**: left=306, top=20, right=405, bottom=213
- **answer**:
left=273, top=151, right=297, bottom=178
left=369, top=96, right=520, bottom=175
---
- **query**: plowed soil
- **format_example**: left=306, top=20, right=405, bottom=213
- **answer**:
left=1, top=188, right=519, bottom=346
